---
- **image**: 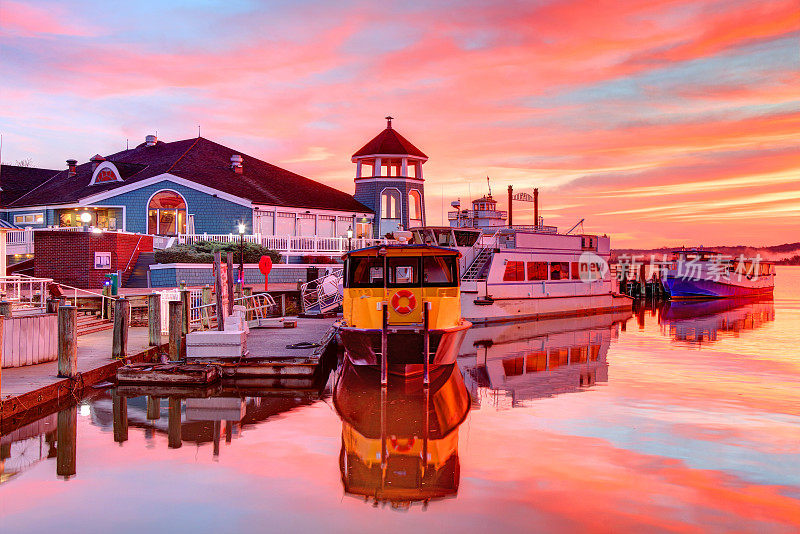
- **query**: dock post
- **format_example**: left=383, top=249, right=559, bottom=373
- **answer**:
left=279, top=294, right=286, bottom=317
left=112, top=297, right=129, bottom=360
left=423, top=301, right=430, bottom=386
left=201, top=285, right=212, bottom=330
left=146, top=396, right=161, bottom=420
left=56, top=405, right=78, bottom=480
left=57, top=305, right=77, bottom=378
left=168, top=397, right=182, bottom=449
left=0, top=317, right=3, bottom=395
left=0, top=301, right=11, bottom=317
left=380, top=302, right=388, bottom=385
left=243, top=287, right=253, bottom=321
left=214, top=252, right=224, bottom=331
left=112, top=391, right=129, bottom=444
left=168, top=300, right=183, bottom=362
left=180, top=289, right=190, bottom=335
left=148, top=293, right=161, bottom=346
left=46, top=298, right=59, bottom=314
left=226, top=252, right=235, bottom=315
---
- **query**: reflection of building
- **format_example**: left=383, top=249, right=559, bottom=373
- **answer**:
left=659, top=297, right=775, bottom=344
left=353, top=118, right=427, bottom=237
left=0, top=135, right=372, bottom=237
left=334, top=363, right=470, bottom=509
left=458, top=312, right=631, bottom=408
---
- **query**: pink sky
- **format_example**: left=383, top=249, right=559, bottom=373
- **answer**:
left=0, top=0, right=797, bottom=247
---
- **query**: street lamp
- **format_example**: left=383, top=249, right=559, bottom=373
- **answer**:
left=346, top=226, right=353, bottom=251
left=237, top=222, right=246, bottom=288
left=80, top=212, right=92, bottom=228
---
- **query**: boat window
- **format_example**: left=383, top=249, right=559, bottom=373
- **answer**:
left=433, top=229, right=455, bottom=247
left=347, top=256, right=384, bottom=288
left=388, top=257, right=419, bottom=286
left=503, top=261, right=525, bottom=282
left=454, top=230, right=480, bottom=247
left=527, top=262, right=548, bottom=281
left=423, top=255, right=458, bottom=287
left=551, top=262, right=570, bottom=280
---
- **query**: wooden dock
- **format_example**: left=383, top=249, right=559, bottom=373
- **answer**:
left=1, top=316, right=340, bottom=433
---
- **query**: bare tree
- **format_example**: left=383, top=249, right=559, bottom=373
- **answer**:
left=14, top=158, right=34, bottom=167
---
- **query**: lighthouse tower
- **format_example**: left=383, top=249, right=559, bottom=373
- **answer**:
left=352, top=117, right=428, bottom=238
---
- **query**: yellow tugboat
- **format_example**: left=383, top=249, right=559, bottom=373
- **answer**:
left=339, top=244, right=472, bottom=380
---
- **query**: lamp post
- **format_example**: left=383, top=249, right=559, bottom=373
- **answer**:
left=346, top=226, right=353, bottom=251
left=237, top=222, right=245, bottom=290
left=80, top=212, right=92, bottom=230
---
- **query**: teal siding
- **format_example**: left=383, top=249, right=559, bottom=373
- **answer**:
left=90, top=180, right=252, bottom=234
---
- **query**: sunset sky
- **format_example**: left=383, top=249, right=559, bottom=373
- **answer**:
left=0, top=0, right=797, bottom=247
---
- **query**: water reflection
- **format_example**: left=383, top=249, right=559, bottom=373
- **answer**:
left=656, top=297, right=775, bottom=344
left=333, top=362, right=470, bottom=509
left=458, top=312, right=631, bottom=408
left=0, top=414, right=58, bottom=484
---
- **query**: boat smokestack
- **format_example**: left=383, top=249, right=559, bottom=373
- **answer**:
left=508, top=185, right=513, bottom=226
left=534, top=188, right=539, bottom=227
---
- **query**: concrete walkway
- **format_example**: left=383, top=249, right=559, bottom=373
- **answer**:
left=1, top=327, right=153, bottom=399
left=247, top=317, right=338, bottom=360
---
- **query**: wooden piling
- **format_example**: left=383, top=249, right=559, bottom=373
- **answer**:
left=46, top=298, right=59, bottom=314
left=146, top=396, right=161, bottom=420
left=226, top=252, right=235, bottom=314
left=112, top=391, right=129, bottom=444
left=57, top=305, right=77, bottom=378
left=112, top=297, right=130, bottom=360
left=148, top=293, right=161, bottom=346
left=0, top=301, right=12, bottom=317
left=243, top=287, right=253, bottom=321
left=180, top=289, right=190, bottom=335
left=168, top=397, right=182, bottom=449
left=279, top=294, right=286, bottom=317
left=168, top=300, right=183, bottom=362
left=214, top=252, right=224, bottom=331
left=380, top=302, right=388, bottom=385
left=56, top=405, right=77, bottom=479
left=423, top=301, right=430, bottom=386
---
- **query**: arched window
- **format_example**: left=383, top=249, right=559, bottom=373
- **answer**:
left=381, top=189, right=401, bottom=219
left=148, top=190, right=187, bottom=235
left=408, top=190, right=423, bottom=228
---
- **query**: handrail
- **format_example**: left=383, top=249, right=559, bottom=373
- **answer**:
left=123, top=234, right=145, bottom=275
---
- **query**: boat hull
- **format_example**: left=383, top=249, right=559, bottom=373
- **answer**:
left=460, top=292, right=632, bottom=325
left=665, top=276, right=774, bottom=299
left=339, top=321, right=471, bottom=374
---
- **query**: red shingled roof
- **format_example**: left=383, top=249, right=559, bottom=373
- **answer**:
left=6, top=137, right=372, bottom=213
left=352, top=127, right=427, bottom=159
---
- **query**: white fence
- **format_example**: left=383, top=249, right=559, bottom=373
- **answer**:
left=1, top=314, right=58, bottom=368
left=178, top=233, right=385, bottom=254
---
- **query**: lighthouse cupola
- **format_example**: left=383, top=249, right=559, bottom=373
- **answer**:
left=352, top=117, right=428, bottom=238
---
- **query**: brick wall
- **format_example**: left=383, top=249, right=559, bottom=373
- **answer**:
left=34, top=231, right=153, bottom=289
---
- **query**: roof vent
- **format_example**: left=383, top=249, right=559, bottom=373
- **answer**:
left=145, top=134, right=157, bottom=147
left=90, top=154, right=105, bottom=171
left=230, top=154, right=243, bottom=174
left=67, top=159, right=78, bottom=177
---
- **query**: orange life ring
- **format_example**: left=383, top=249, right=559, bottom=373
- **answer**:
left=391, top=290, right=417, bottom=315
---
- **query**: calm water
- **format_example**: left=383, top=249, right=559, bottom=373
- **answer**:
left=2, top=268, right=799, bottom=533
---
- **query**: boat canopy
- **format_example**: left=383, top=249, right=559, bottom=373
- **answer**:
left=344, top=244, right=461, bottom=289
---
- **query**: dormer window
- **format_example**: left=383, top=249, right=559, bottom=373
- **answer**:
left=89, top=161, right=123, bottom=185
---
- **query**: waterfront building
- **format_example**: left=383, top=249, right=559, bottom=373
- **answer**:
left=352, top=117, right=427, bottom=238
left=0, top=135, right=373, bottom=239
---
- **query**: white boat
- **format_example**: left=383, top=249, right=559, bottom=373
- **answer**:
left=411, top=226, right=632, bottom=324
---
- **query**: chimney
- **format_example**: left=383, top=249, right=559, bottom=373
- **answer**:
left=230, top=154, right=243, bottom=174
left=534, top=188, right=539, bottom=228
left=145, top=134, right=157, bottom=147
left=90, top=154, right=105, bottom=171
left=67, top=159, right=78, bottom=177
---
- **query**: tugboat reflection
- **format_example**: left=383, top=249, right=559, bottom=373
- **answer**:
left=333, top=362, right=470, bottom=509
left=658, top=297, right=775, bottom=344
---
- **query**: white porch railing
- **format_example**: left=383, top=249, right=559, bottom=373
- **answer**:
left=0, top=275, right=53, bottom=311
left=177, top=233, right=386, bottom=254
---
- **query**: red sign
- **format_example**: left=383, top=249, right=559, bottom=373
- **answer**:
left=258, top=256, right=273, bottom=290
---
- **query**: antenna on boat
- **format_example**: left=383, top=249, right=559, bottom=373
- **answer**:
left=565, top=218, right=585, bottom=235
left=486, top=176, right=492, bottom=197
